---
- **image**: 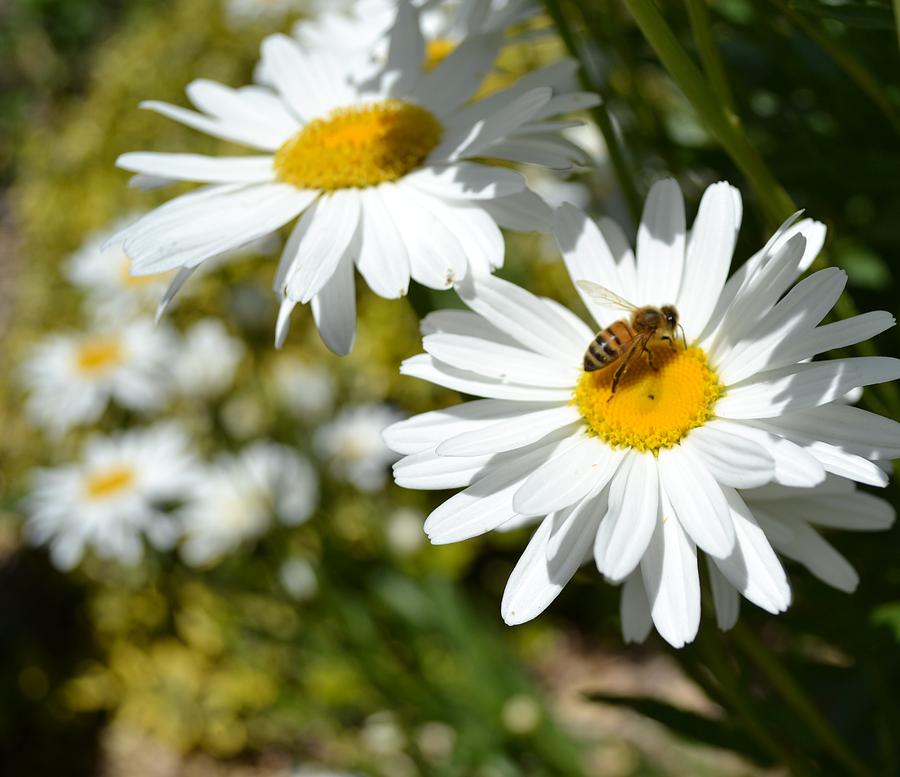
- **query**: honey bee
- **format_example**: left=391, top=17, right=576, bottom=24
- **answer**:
left=576, top=281, right=686, bottom=396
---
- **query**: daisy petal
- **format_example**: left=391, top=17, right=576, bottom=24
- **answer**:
left=513, top=435, right=624, bottom=516
left=641, top=504, right=700, bottom=649
left=311, top=251, right=356, bottom=355
left=707, top=558, right=740, bottom=631
left=404, top=163, right=526, bottom=201
left=355, top=186, right=410, bottom=299
left=480, top=191, right=553, bottom=233
left=117, top=152, right=275, bottom=184
left=636, top=178, right=685, bottom=306
left=685, top=422, right=775, bottom=488
left=438, top=404, right=580, bottom=457
left=658, top=446, right=735, bottom=558
left=594, top=452, right=659, bottom=582
left=283, top=190, right=361, bottom=303
left=620, top=571, right=654, bottom=643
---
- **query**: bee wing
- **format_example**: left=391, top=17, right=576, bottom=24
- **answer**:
left=575, top=281, right=638, bottom=312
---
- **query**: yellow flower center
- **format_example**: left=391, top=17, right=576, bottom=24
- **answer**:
left=75, top=338, right=124, bottom=375
left=574, top=344, right=723, bottom=453
left=425, top=38, right=456, bottom=71
left=84, top=466, right=136, bottom=500
left=273, top=99, right=443, bottom=191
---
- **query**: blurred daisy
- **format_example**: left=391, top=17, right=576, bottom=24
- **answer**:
left=173, top=318, right=245, bottom=399
left=180, top=442, right=318, bottom=566
left=621, top=476, right=895, bottom=642
left=270, top=356, right=335, bottom=418
left=22, top=319, right=176, bottom=436
left=116, top=2, right=596, bottom=354
left=24, top=424, right=197, bottom=570
left=65, top=216, right=174, bottom=321
left=293, top=0, right=538, bottom=64
left=316, top=404, right=402, bottom=492
left=279, top=556, right=319, bottom=601
left=224, top=0, right=307, bottom=28
left=385, top=179, right=900, bottom=647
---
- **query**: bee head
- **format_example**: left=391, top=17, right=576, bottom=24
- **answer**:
left=660, top=305, right=679, bottom=336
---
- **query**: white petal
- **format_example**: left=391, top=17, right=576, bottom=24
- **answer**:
left=502, top=503, right=598, bottom=625
left=117, top=152, right=275, bottom=184
left=425, top=436, right=571, bottom=544
left=677, top=182, right=739, bottom=338
left=707, top=558, right=740, bottom=631
left=553, top=203, right=631, bottom=328
left=480, top=191, right=553, bottom=233
left=124, top=184, right=312, bottom=274
left=423, top=332, right=579, bottom=387
left=717, top=358, right=900, bottom=419
left=685, top=422, right=775, bottom=488
left=657, top=446, right=735, bottom=558
left=414, top=32, right=503, bottom=116
left=384, top=399, right=529, bottom=455
left=155, top=267, right=196, bottom=321
left=513, top=435, right=623, bottom=516
left=405, top=163, right=526, bottom=201
left=594, top=452, right=659, bottom=582
left=415, top=195, right=504, bottom=276
left=712, top=488, right=791, bottom=614
left=421, top=309, right=517, bottom=343
left=801, top=441, right=889, bottom=487
left=400, top=354, right=572, bottom=402
left=382, top=0, right=424, bottom=97
left=764, top=490, right=894, bottom=532
left=636, top=178, right=686, bottom=306
left=311, top=250, right=356, bottom=355
left=393, top=449, right=493, bottom=490
left=186, top=80, right=298, bottom=136
left=379, top=184, right=468, bottom=289
left=139, top=100, right=286, bottom=151
left=457, top=274, right=587, bottom=362
left=756, top=514, right=858, bottom=593
left=641, top=502, right=700, bottom=649
left=620, top=571, right=654, bottom=643
left=354, top=186, right=410, bottom=299
left=717, top=267, right=847, bottom=385
left=283, top=190, right=361, bottom=303
left=438, top=404, right=580, bottom=457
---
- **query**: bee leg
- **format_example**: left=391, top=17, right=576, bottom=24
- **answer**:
left=607, top=348, right=639, bottom=400
left=661, top=335, right=677, bottom=353
left=643, top=346, right=657, bottom=371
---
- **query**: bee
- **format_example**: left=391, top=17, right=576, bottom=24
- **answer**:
left=575, top=280, right=685, bottom=396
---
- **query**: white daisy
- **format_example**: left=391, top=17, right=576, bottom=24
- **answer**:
left=115, top=1, right=597, bottom=353
left=24, top=424, right=198, bottom=570
left=21, top=318, right=176, bottom=436
left=65, top=215, right=174, bottom=321
left=384, top=179, right=900, bottom=647
left=315, top=403, right=403, bottom=492
left=270, top=356, right=335, bottom=419
left=179, top=442, right=318, bottom=566
left=173, top=318, right=245, bottom=399
left=621, top=476, right=896, bottom=642
left=224, top=0, right=308, bottom=28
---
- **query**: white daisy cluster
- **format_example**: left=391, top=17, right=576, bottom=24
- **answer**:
left=88, top=0, right=899, bottom=647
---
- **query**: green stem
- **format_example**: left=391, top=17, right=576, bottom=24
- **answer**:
left=541, top=0, right=644, bottom=222
left=730, top=622, right=876, bottom=777
left=622, top=0, right=794, bottom=226
left=685, top=0, right=735, bottom=114
left=771, top=0, right=900, bottom=138
left=695, top=628, right=815, bottom=776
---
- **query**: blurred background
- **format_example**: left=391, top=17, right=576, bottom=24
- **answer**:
left=1, top=0, right=899, bottom=775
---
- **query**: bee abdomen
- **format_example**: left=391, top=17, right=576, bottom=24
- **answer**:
left=583, top=322, right=630, bottom=372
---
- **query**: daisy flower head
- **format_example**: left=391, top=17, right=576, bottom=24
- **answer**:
left=115, top=0, right=598, bottom=354
left=384, top=178, right=900, bottom=648
left=315, top=403, right=403, bottom=492
left=22, top=318, right=176, bottom=436
left=24, top=424, right=198, bottom=570
left=179, top=442, right=318, bottom=567
left=173, top=318, right=245, bottom=399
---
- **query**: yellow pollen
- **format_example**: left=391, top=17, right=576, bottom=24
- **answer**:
left=75, top=338, right=124, bottom=375
left=574, top=344, right=723, bottom=454
left=274, top=100, right=443, bottom=191
left=84, top=466, right=135, bottom=500
left=425, top=38, right=456, bottom=71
